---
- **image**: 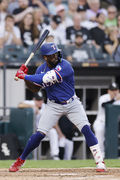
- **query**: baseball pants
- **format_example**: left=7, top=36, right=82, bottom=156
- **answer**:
left=37, top=98, right=90, bottom=134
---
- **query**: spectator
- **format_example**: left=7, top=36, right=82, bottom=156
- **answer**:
left=104, top=5, right=117, bottom=29
left=49, top=115, right=79, bottom=160
left=56, top=4, right=73, bottom=28
left=77, top=0, right=89, bottom=12
left=42, top=15, right=66, bottom=45
left=86, top=0, right=107, bottom=24
left=66, top=0, right=78, bottom=21
left=65, top=31, right=99, bottom=62
left=115, top=0, right=120, bottom=11
left=112, top=16, right=120, bottom=62
left=19, top=12, right=40, bottom=47
left=29, top=0, right=49, bottom=15
left=18, top=91, right=45, bottom=128
left=117, top=14, right=120, bottom=37
left=48, top=0, right=67, bottom=15
left=45, top=34, right=54, bottom=43
left=33, top=8, right=45, bottom=33
left=103, top=27, right=119, bottom=56
left=89, top=12, right=107, bottom=49
left=93, top=82, right=120, bottom=158
left=7, top=0, right=19, bottom=14
left=66, top=13, right=90, bottom=44
left=0, top=0, right=8, bottom=24
left=0, top=14, right=22, bottom=48
left=13, top=0, right=34, bottom=24
left=76, top=0, right=89, bottom=24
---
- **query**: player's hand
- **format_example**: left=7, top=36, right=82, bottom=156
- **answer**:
left=19, top=64, right=28, bottom=74
left=15, top=69, right=26, bottom=80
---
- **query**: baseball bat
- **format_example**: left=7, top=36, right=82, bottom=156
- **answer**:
left=14, top=29, right=50, bottom=80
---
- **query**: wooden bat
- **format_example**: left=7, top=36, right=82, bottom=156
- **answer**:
left=14, top=29, right=50, bottom=80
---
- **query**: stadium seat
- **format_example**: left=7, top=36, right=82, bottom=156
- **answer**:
left=3, top=45, right=27, bottom=63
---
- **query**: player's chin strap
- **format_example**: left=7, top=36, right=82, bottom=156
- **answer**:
left=58, top=50, right=62, bottom=62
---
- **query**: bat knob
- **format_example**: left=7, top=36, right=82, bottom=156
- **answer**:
left=14, top=76, right=19, bottom=81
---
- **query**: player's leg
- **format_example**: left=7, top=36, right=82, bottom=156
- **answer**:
left=48, top=128, right=60, bottom=160
left=64, top=139, right=73, bottom=160
left=9, top=102, right=63, bottom=172
left=9, top=131, right=45, bottom=172
left=67, top=99, right=106, bottom=172
left=81, top=125, right=106, bottom=172
left=93, top=120, right=105, bottom=158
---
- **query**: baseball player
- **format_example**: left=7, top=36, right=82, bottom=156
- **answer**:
left=9, top=42, right=106, bottom=172
left=93, top=82, right=120, bottom=158
left=18, top=92, right=45, bottom=129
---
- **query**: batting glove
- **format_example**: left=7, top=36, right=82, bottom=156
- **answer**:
left=15, top=70, right=26, bottom=80
left=19, top=64, right=28, bottom=74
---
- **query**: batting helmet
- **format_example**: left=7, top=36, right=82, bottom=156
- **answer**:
left=40, top=42, right=60, bottom=56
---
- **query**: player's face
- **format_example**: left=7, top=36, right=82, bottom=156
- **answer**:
left=35, top=100, right=43, bottom=108
left=44, top=53, right=59, bottom=68
left=108, top=89, right=119, bottom=99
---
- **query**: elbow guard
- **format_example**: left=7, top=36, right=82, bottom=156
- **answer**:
left=42, top=70, right=57, bottom=84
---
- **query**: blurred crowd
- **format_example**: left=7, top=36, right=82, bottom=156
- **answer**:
left=0, top=0, right=120, bottom=63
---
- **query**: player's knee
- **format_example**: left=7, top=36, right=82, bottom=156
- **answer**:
left=81, top=125, right=92, bottom=134
left=37, top=131, right=46, bottom=138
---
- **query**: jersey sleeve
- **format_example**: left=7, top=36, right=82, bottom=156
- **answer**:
left=24, top=60, right=73, bottom=87
left=54, top=61, right=73, bottom=81
left=25, top=73, right=45, bottom=85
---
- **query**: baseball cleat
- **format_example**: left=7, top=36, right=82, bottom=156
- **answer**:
left=9, top=157, right=25, bottom=172
left=96, top=161, right=106, bottom=172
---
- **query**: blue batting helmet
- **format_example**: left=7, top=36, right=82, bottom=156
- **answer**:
left=40, top=43, right=60, bottom=56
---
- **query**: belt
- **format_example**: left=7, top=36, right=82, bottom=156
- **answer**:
left=49, top=95, right=76, bottom=105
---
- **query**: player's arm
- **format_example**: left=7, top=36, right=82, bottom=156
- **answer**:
left=25, top=80, right=41, bottom=93
left=18, top=102, right=34, bottom=108
left=25, top=70, right=62, bottom=84
left=15, top=64, right=42, bottom=92
left=102, top=99, right=115, bottom=107
left=16, top=69, right=62, bottom=86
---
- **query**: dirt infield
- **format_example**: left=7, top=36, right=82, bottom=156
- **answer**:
left=0, top=168, right=120, bottom=180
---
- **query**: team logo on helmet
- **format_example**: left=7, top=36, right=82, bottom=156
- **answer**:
left=51, top=44, right=56, bottom=50
left=55, top=65, right=61, bottom=71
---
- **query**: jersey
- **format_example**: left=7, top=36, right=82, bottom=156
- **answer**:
left=25, top=59, right=75, bottom=102
left=96, top=94, right=111, bottom=123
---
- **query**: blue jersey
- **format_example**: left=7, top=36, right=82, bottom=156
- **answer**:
left=25, top=59, right=75, bottom=102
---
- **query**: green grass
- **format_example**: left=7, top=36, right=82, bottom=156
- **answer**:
left=0, top=159, right=120, bottom=168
